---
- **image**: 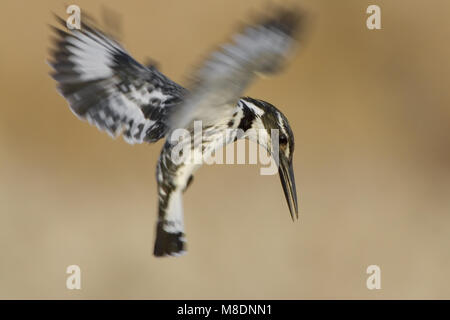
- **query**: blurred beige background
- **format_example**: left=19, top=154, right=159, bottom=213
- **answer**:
left=0, top=0, right=449, bottom=299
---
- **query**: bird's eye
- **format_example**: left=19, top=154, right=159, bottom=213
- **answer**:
left=279, top=135, right=288, bottom=145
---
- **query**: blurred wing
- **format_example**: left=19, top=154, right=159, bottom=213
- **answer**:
left=169, top=8, right=302, bottom=130
left=49, top=17, right=186, bottom=144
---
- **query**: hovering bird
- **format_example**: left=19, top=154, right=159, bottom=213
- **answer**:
left=49, top=6, right=303, bottom=257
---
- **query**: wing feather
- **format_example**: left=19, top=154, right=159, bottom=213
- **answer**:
left=49, top=16, right=186, bottom=143
left=169, top=7, right=303, bottom=130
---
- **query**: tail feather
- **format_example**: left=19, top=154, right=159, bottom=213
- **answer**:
left=153, top=187, right=187, bottom=257
left=153, top=221, right=186, bottom=257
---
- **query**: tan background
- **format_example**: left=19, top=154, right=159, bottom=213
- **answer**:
left=1, top=0, right=449, bottom=299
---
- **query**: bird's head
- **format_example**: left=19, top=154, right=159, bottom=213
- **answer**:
left=240, top=97, right=298, bottom=220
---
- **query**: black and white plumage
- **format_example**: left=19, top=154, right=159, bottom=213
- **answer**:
left=49, top=16, right=186, bottom=143
left=49, top=7, right=303, bottom=257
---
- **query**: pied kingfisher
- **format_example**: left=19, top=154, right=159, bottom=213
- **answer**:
left=49, top=6, right=303, bottom=257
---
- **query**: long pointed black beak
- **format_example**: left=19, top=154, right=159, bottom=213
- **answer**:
left=278, top=154, right=298, bottom=221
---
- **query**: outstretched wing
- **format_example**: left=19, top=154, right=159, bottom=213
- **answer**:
left=49, top=17, right=186, bottom=144
left=169, top=7, right=303, bottom=130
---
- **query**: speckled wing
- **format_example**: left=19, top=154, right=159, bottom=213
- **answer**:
left=169, top=8, right=303, bottom=130
left=49, top=17, right=186, bottom=144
